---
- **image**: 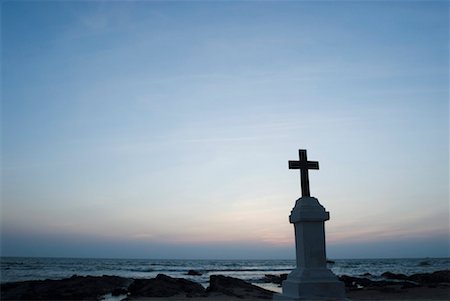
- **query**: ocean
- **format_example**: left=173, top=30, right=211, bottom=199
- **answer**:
left=1, top=257, right=449, bottom=293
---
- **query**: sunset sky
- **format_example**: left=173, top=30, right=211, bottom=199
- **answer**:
left=1, top=1, right=448, bottom=259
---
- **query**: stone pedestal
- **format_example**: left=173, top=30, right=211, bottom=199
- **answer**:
left=274, top=197, right=349, bottom=301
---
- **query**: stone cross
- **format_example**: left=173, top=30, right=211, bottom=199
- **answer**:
left=276, top=149, right=349, bottom=301
left=288, top=149, right=319, bottom=197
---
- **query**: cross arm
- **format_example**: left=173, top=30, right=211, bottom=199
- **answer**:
left=288, top=161, right=319, bottom=170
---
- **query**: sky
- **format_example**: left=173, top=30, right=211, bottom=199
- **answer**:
left=1, top=1, right=448, bottom=259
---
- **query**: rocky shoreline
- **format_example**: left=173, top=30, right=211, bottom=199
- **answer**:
left=263, top=269, right=450, bottom=289
left=1, top=270, right=449, bottom=300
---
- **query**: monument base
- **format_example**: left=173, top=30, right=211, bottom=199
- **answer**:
left=274, top=267, right=350, bottom=301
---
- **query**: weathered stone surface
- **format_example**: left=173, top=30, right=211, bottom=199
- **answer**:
left=127, top=274, right=205, bottom=298
left=207, top=275, right=273, bottom=299
left=0, top=275, right=131, bottom=300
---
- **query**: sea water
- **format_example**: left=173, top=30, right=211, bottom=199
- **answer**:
left=1, top=257, right=449, bottom=292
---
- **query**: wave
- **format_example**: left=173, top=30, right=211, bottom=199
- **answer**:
left=206, top=268, right=291, bottom=272
left=125, top=268, right=155, bottom=272
left=117, top=267, right=291, bottom=273
left=3, top=257, right=449, bottom=284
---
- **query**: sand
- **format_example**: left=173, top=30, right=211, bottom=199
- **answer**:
left=346, top=284, right=450, bottom=300
left=123, top=285, right=449, bottom=301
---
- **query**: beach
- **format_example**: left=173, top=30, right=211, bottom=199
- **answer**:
left=2, top=270, right=449, bottom=301
left=117, top=285, right=450, bottom=300
left=1, top=258, right=449, bottom=300
left=345, top=285, right=450, bottom=300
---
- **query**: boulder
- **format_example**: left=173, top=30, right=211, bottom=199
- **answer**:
left=338, top=275, right=406, bottom=289
left=262, top=274, right=288, bottom=285
left=408, top=270, right=450, bottom=284
left=381, top=272, right=409, bottom=281
left=186, top=269, right=202, bottom=276
left=127, top=274, right=205, bottom=298
left=111, top=287, right=128, bottom=296
left=339, top=275, right=369, bottom=289
left=0, top=275, right=131, bottom=300
left=207, top=275, right=273, bottom=299
left=381, top=270, right=450, bottom=285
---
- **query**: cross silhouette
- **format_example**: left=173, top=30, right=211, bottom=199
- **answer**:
left=289, top=149, right=319, bottom=197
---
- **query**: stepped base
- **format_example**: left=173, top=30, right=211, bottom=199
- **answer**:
left=273, top=268, right=350, bottom=301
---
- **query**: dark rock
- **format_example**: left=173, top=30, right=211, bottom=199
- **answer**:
left=128, top=274, right=205, bottom=298
left=340, top=270, right=450, bottom=291
left=339, top=275, right=364, bottom=289
left=326, top=259, right=335, bottom=264
left=0, top=275, right=132, bottom=300
left=111, top=287, right=128, bottom=296
left=375, top=286, right=401, bottom=293
left=207, top=275, right=273, bottom=299
left=361, top=272, right=372, bottom=277
left=408, top=270, right=450, bottom=284
left=262, top=274, right=288, bottom=284
left=339, top=275, right=405, bottom=289
left=400, top=282, right=420, bottom=289
left=381, top=272, right=409, bottom=281
left=186, top=270, right=202, bottom=276
left=380, top=270, right=450, bottom=286
left=418, top=261, right=431, bottom=266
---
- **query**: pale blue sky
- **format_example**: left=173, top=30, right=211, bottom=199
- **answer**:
left=1, top=1, right=449, bottom=259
